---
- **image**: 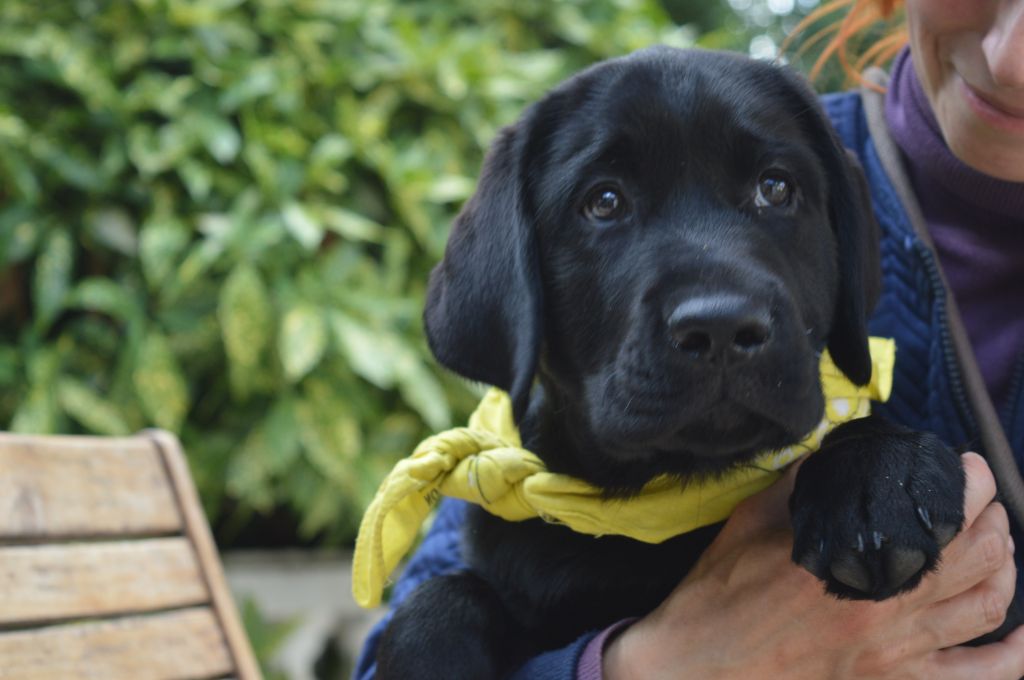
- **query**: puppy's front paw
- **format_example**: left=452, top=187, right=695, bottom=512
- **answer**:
left=790, top=416, right=965, bottom=600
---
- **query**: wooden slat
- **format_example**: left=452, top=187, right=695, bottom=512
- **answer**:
left=0, top=537, right=209, bottom=625
left=0, top=606, right=234, bottom=679
left=148, top=430, right=263, bottom=680
left=0, top=433, right=181, bottom=539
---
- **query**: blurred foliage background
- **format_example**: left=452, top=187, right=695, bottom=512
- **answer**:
left=0, top=0, right=847, bottom=549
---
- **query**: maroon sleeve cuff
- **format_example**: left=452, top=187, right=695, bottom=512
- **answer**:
left=575, top=618, right=639, bottom=680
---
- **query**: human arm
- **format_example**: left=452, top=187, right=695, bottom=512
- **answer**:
left=603, top=452, right=1024, bottom=679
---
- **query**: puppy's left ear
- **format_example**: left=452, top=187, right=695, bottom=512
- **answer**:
left=423, top=123, right=543, bottom=421
left=823, top=148, right=881, bottom=386
left=784, top=69, right=881, bottom=386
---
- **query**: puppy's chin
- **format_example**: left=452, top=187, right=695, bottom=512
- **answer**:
left=607, top=413, right=792, bottom=473
left=589, top=397, right=824, bottom=481
left=653, top=408, right=793, bottom=460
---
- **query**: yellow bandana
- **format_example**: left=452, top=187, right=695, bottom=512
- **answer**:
left=352, top=337, right=895, bottom=608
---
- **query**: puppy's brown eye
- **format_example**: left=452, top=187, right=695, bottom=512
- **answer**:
left=755, top=172, right=794, bottom=208
left=583, top=186, right=626, bottom=221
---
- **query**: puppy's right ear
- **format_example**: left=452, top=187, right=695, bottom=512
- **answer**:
left=424, top=124, right=543, bottom=421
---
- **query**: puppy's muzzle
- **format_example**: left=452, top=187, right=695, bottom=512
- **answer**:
left=666, top=294, right=772, bottom=365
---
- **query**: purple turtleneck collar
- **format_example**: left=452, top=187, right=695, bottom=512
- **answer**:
left=885, top=47, right=1024, bottom=408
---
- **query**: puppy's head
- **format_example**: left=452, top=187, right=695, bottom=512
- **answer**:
left=425, top=47, right=880, bottom=487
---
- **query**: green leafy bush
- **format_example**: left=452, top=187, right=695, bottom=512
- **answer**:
left=0, top=0, right=710, bottom=544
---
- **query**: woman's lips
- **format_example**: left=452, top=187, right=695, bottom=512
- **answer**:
left=959, top=76, right=1024, bottom=133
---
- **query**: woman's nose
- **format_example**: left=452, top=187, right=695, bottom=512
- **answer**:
left=983, top=2, right=1024, bottom=89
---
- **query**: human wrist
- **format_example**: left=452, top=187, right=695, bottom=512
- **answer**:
left=577, top=619, right=638, bottom=680
left=602, top=615, right=667, bottom=680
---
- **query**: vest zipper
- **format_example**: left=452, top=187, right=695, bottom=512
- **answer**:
left=913, top=241, right=979, bottom=446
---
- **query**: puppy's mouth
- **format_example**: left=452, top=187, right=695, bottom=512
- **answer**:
left=580, top=341, right=825, bottom=480
left=650, top=403, right=793, bottom=460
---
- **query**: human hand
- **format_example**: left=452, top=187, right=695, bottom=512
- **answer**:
left=603, top=452, right=1024, bottom=679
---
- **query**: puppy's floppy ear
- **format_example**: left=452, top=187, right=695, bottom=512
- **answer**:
left=782, top=70, right=881, bottom=386
left=825, top=150, right=881, bottom=386
left=424, top=123, right=543, bottom=421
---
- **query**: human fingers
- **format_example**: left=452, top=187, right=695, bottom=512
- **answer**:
left=924, top=501, right=1011, bottom=603
left=918, top=513, right=1016, bottom=648
left=960, top=452, right=998, bottom=528
left=928, top=621, right=1024, bottom=680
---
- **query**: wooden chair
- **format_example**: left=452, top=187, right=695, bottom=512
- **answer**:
left=0, top=430, right=262, bottom=680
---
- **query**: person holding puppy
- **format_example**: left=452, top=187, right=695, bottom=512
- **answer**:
left=355, top=0, right=1024, bottom=677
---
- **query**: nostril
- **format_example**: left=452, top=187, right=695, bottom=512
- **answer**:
left=665, top=295, right=773, bottom=363
left=674, top=330, right=713, bottom=355
left=734, top=322, right=770, bottom=352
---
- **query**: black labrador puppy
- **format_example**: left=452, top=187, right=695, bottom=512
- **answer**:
left=376, top=47, right=970, bottom=678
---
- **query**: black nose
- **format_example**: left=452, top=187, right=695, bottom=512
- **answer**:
left=666, top=295, right=772, bottom=363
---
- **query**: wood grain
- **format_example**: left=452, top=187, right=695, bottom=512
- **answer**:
left=148, top=430, right=263, bottom=680
left=0, top=607, right=234, bottom=679
left=0, top=431, right=260, bottom=679
left=0, top=537, right=209, bottom=625
left=0, top=433, right=181, bottom=540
